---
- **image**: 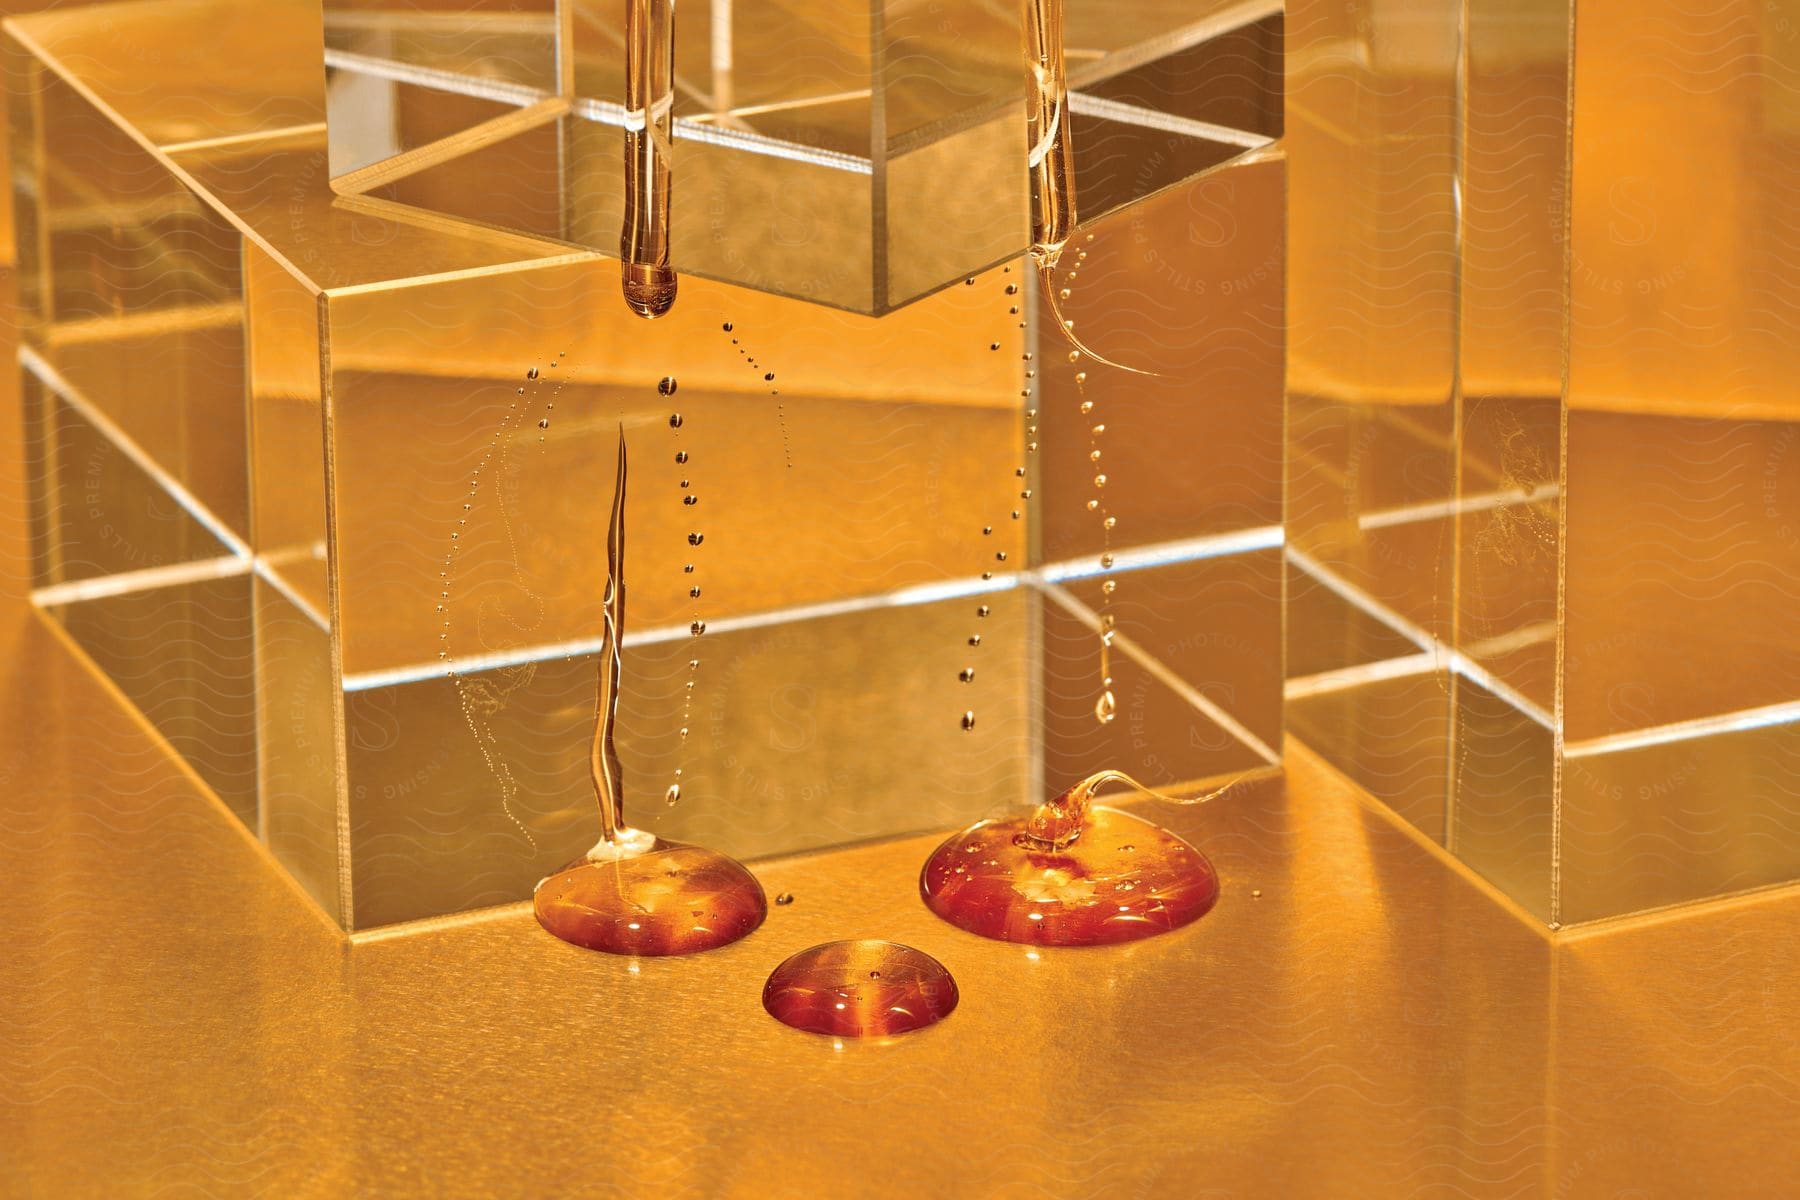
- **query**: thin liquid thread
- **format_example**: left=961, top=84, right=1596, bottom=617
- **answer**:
left=441, top=356, right=569, bottom=849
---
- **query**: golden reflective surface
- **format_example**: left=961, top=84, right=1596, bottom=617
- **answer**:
left=0, top=0, right=1798, bottom=1188
left=0, top=622, right=1794, bottom=1193
left=1556, top=0, right=1800, bottom=921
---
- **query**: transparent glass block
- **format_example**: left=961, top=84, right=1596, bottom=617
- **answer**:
left=8, top=0, right=1283, bottom=933
left=1287, top=0, right=1800, bottom=927
left=321, top=0, right=1283, bottom=311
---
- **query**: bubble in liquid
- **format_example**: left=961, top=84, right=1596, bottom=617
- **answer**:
left=689, top=585, right=701, bottom=598
left=683, top=495, right=698, bottom=506
left=1094, top=474, right=1107, bottom=488
left=1005, top=284, right=1019, bottom=296
left=775, top=892, right=795, bottom=906
left=538, top=418, right=550, bottom=429
left=688, top=532, right=705, bottom=546
left=990, top=343, right=1001, bottom=351
left=1101, top=553, right=1114, bottom=568
left=764, top=372, right=775, bottom=382
left=665, top=783, right=681, bottom=805
left=1102, top=580, right=1117, bottom=596
left=982, top=525, right=993, bottom=535
left=722, top=321, right=734, bottom=332
left=691, top=620, right=707, bottom=637
left=961, top=711, right=977, bottom=731
left=527, top=367, right=539, bottom=380
left=669, top=413, right=684, bottom=428
left=968, top=635, right=982, bottom=647
left=659, top=377, right=679, bottom=397
left=684, top=563, right=696, bottom=573
left=676, top=450, right=689, bottom=464
left=1080, top=401, right=1094, bottom=415
left=1103, top=516, right=1117, bottom=531
left=959, top=668, right=975, bottom=683
left=1059, top=288, right=1071, bottom=300
left=1095, top=690, right=1118, bottom=725
left=976, top=605, right=990, bottom=617
left=1091, top=423, right=1106, bottom=436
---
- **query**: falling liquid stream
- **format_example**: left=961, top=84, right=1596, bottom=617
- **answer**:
left=921, top=0, right=1235, bottom=945
left=533, top=430, right=767, bottom=956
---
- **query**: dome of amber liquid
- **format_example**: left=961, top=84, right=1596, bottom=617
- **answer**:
left=762, top=940, right=959, bottom=1037
left=920, top=806, right=1219, bottom=946
left=534, top=839, right=767, bottom=956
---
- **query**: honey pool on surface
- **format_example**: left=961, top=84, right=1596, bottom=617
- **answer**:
left=762, top=940, right=959, bottom=1037
left=534, top=840, right=767, bottom=956
left=920, top=806, right=1219, bottom=946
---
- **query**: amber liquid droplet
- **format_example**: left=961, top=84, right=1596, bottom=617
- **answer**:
left=534, top=430, right=765, bottom=955
left=919, top=774, right=1219, bottom=946
left=536, top=841, right=766, bottom=956
left=763, top=940, right=959, bottom=1038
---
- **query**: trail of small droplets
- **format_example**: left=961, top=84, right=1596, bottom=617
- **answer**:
left=958, top=269, right=1031, bottom=733
left=720, top=320, right=791, bottom=469
left=1061, top=238, right=1118, bottom=725
left=663, top=376, right=703, bottom=805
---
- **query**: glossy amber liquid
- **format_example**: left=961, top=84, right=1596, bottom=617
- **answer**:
left=762, top=940, right=958, bottom=1037
left=534, top=840, right=766, bottom=956
left=920, top=806, right=1219, bottom=946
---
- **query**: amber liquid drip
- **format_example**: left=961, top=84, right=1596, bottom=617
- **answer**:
left=533, top=431, right=766, bottom=956
left=592, top=429, right=630, bottom=843
left=1023, top=0, right=1076, bottom=263
left=763, top=941, right=959, bottom=1038
left=919, top=771, right=1221, bottom=946
left=621, top=0, right=678, bottom=318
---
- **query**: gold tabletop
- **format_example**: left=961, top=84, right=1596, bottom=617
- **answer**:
left=0, top=604, right=1794, bottom=1196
